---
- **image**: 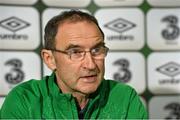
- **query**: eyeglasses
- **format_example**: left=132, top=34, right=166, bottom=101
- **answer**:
left=49, top=46, right=109, bottom=61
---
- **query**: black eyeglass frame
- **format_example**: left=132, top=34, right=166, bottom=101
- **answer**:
left=47, top=46, right=109, bottom=61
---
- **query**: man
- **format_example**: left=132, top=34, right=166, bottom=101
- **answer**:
left=0, top=10, right=148, bottom=119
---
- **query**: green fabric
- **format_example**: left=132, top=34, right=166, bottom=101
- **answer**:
left=0, top=72, right=148, bottom=119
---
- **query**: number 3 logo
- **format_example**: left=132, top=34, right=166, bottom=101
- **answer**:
left=113, top=59, right=131, bottom=83
left=162, top=15, right=180, bottom=40
left=5, top=59, right=24, bottom=84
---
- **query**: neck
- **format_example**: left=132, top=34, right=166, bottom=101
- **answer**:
left=73, top=92, right=89, bottom=109
left=56, top=74, right=89, bottom=109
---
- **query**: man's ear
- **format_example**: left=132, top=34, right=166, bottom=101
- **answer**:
left=41, top=49, right=56, bottom=71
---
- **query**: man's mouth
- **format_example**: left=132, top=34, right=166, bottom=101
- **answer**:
left=80, top=75, right=97, bottom=83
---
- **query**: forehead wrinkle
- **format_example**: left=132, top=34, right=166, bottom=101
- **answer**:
left=58, top=21, right=102, bottom=38
left=55, top=21, right=104, bottom=50
left=65, top=40, right=105, bottom=51
left=61, top=32, right=102, bottom=41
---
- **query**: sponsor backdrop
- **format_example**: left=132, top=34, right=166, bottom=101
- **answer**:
left=0, top=0, right=180, bottom=119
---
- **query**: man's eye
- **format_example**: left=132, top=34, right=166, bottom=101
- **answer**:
left=69, top=49, right=83, bottom=54
left=92, top=47, right=101, bottom=53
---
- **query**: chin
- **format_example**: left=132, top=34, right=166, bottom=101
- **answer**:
left=78, top=77, right=102, bottom=94
left=80, top=85, right=99, bottom=94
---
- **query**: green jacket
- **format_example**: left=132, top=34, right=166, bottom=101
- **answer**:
left=0, top=72, right=148, bottom=119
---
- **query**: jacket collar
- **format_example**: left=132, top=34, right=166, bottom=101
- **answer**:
left=45, top=72, right=109, bottom=118
left=47, top=71, right=108, bottom=101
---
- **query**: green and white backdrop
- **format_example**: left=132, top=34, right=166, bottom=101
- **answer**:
left=0, top=0, right=180, bottom=119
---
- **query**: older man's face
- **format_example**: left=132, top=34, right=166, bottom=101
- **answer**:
left=53, top=21, right=105, bottom=94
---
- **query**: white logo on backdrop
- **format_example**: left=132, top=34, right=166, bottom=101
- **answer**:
left=105, top=52, right=146, bottom=94
left=104, top=18, right=136, bottom=41
left=0, top=17, right=30, bottom=41
left=147, top=9, right=180, bottom=50
left=95, top=8, right=144, bottom=50
left=0, top=52, right=41, bottom=95
left=0, top=6, right=40, bottom=50
left=148, top=53, right=180, bottom=94
left=156, top=62, right=180, bottom=85
left=149, top=96, right=180, bottom=119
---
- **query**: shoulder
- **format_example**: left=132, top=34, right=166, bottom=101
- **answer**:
left=101, top=80, right=148, bottom=119
left=6, top=75, right=50, bottom=99
left=0, top=75, right=51, bottom=118
left=102, top=80, right=139, bottom=100
left=104, top=80, right=135, bottom=93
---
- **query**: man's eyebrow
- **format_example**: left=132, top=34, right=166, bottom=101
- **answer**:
left=93, top=42, right=105, bottom=48
left=65, top=44, right=81, bottom=50
left=65, top=42, right=105, bottom=50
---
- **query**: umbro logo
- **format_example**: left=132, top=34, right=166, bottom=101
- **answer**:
left=0, top=16, right=30, bottom=40
left=104, top=18, right=136, bottom=33
left=156, top=62, right=180, bottom=84
left=104, top=18, right=136, bottom=41
left=0, top=16, right=30, bottom=33
left=156, top=62, right=180, bottom=78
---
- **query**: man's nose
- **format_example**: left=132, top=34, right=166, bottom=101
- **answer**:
left=82, top=52, right=96, bottom=70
